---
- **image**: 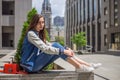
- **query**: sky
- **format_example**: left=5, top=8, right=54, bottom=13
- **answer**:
left=32, top=0, right=66, bottom=20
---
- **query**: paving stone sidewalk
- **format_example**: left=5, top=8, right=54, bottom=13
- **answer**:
left=55, top=53, right=120, bottom=80
left=81, top=54, right=120, bottom=80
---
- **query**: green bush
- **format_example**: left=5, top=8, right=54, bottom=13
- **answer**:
left=71, top=32, right=87, bottom=50
left=14, top=8, right=54, bottom=70
left=15, top=8, right=37, bottom=64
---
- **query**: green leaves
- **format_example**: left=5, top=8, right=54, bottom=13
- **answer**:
left=27, top=8, right=37, bottom=23
left=15, top=8, right=37, bottom=64
left=45, top=29, right=50, bottom=42
left=71, top=32, right=87, bottom=49
left=14, top=8, right=54, bottom=70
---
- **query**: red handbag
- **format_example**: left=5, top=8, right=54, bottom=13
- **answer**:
left=0, top=57, right=27, bottom=74
left=3, top=63, right=19, bottom=74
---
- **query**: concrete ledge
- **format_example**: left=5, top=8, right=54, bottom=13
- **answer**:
left=0, top=70, right=94, bottom=80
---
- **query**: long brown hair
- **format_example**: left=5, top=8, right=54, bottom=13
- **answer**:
left=27, top=14, right=46, bottom=43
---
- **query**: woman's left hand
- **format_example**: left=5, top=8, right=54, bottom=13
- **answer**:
left=68, top=48, right=75, bottom=56
left=64, top=50, right=74, bottom=57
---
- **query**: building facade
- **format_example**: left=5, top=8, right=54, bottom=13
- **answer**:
left=65, top=0, right=120, bottom=52
left=107, top=0, right=120, bottom=50
left=54, top=16, right=64, bottom=27
left=0, top=0, right=32, bottom=49
left=41, top=0, right=52, bottom=35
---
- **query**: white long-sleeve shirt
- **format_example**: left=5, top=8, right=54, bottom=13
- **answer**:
left=27, top=31, right=63, bottom=55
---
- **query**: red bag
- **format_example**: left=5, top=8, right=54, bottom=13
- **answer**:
left=0, top=57, right=27, bottom=74
left=3, top=63, right=19, bottom=74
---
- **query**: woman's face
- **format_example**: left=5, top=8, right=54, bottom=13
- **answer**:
left=35, top=17, right=45, bottom=32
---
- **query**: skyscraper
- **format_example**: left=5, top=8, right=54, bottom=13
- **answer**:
left=0, top=0, right=32, bottom=49
left=65, top=0, right=120, bottom=52
left=41, top=0, right=52, bottom=35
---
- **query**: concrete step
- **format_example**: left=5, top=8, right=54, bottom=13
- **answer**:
left=0, top=50, right=16, bottom=62
left=0, top=50, right=14, bottom=54
left=0, top=71, right=94, bottom=80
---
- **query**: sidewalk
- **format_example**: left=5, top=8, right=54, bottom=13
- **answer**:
left=78, top=54, right=120, bottom=80
left=54, top=54, right=120, bottom=80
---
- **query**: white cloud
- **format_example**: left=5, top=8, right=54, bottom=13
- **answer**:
left=32, top=0, right=66, bottom=19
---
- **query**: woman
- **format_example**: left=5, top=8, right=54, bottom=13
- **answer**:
left=20, top=14, right=101, bottom=73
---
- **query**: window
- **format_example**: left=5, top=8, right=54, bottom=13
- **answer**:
left=87, top=26, right=90, bottom=45
left=111, top=33, right=120, bottom=49
left=2, top=1, right=14, bottom=15
left=114, top=0, right=118, bottom=27
left=83, top=26, right=85, bottom=32
left=76, top=1, right=79, bottom=26
left=89, top=0, right=92, bottom=18
left=115, top=8, right=118, bottom=13
left=85, top=0, right=88, bottom=20
left=114, top=15, right=118, bottom=19
left=80, top=0, right=82, bottom=24
left=98, top=0, right=101, bottom=18
left=97, top=22, right=101, bottom=51
left=104, top=21, right=108, bottom=29
left=114, top=19, right=118, bottom=27
left=115, top=34, right=119, bottom=43
left=104, top=7, right=108, bottom=15
left=114, top=1, right=118, bottom=5
left=78, top=0, right=80, bottom=23
left=83, top=0, right=85, bottom=23
left=94, top=0, right=97, bottom=18
left=111, top=34, right=115, bottom=43
left=92, top=25, right=95, bottom=52
left=104, top=35, right=107, bottom=46
left=81, top=0, right=83, bottom=22
left=88, top=0, right=90, bottom=21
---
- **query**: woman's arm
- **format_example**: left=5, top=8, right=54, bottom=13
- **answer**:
left=46, top=41, right=52, bottom=46
left=28, top=31, right=74, bottom=57
left=28, top=31, right=63, bottom=55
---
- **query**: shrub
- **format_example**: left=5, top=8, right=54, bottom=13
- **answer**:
left=15, top=8, right=37, bottom=64
left=14, top=8, right=53, bottom=70
left=71, top=32, right=87, bottom=50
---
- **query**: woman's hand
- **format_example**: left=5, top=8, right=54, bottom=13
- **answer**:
left=66, top=47, right=72, bottom=51
left=64, top=50, right=74, bottom=57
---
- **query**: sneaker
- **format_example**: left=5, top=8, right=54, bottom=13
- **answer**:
left=76, top=65, right=94, bottom=72
left=90, top=63, right=102, bottom=69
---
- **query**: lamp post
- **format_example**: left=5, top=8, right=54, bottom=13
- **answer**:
left=56, top=26, right=60, bottom=42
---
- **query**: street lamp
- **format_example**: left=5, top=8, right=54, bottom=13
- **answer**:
left=56, top=26, right=60, bottom=42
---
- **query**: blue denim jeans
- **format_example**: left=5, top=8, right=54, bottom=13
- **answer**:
left=32, top=42, right=68, bottom=72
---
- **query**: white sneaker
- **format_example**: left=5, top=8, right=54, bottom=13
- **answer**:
left=90, top=63, right=102, bottom=69
left=76, top=65, right=94, bottom=72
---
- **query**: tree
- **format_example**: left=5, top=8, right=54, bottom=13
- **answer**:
left=14, top=8, right=37, bottom=64
left=45, top=29, right=50, bottom=42
left=71, top=32, right=87, bottom=50
left=14, top=8, right=53, bottom=70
